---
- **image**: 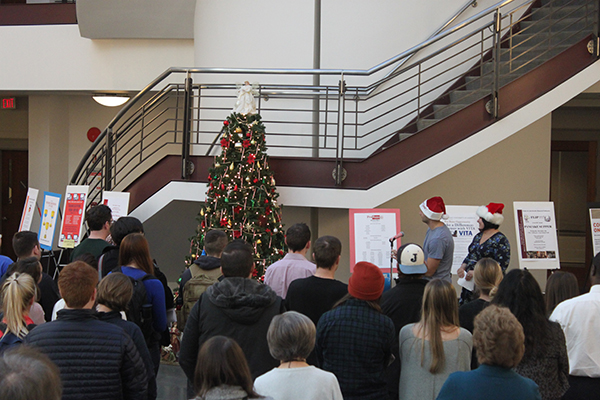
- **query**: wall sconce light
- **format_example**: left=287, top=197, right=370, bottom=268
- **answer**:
left=92, top=94, right=130, bottom=107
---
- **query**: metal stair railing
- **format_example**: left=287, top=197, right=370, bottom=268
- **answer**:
left=71, top=0, right=599, bottom=207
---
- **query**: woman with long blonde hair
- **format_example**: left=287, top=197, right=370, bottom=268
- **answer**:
left=0, top=272, right=37, bottom=347
left=459, top=258, right=503, bottom=334
left=399, top=279, right=472, bottom=400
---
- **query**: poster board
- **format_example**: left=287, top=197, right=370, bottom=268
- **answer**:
left=102, top=191, right=130, bottom=221
left=349, top=209, right=401, bottom=274
left=444, top=205, right=479, bottom=274
left=589, top=208, right=600, bottom=258
left=513, top=201, right=560, bottom=270
left=58, top=185, right=89, bottom=249
left=19, top=187, right=39, bottom=232
left=38, top=192, right=62, bottom=251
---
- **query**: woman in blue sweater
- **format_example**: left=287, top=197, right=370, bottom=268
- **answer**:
left=118, top=233, right=167, bottom=373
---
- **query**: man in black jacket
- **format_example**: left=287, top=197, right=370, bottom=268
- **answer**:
left=381, top=243, right=429, bottom=400
left=179, top=240, right=284, bottom=398
left=26, top=261, right=147, bottom=400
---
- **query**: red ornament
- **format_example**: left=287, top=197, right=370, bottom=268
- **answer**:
left=233, top=230, right=242, bottom=238
left=266, top=228, right=271, bottom=233
left=233, top=206, right=243, bottom=214
left=234, top=184, right=238, bottom=191
left=246, top=133, right=251, bottom=138
left=220, top=184, right=225, bottom=190
left=220, top=218, right=228, bottom=227
left=258, top=215, right=268, bottom=226
left=208, top=175, right=212, bottom=181
left=220, top=138, right=229, bottom=148
left=242, top=140, right=250, bottom=148
left=264, top=199, right=269, bottom=204
left=253, top=178, right=258, bottom=184
left=248, top=154, right=256, bottom=163
left=201, top=221, right=206, bottom=228
left=279, top=250, right=284, bottom=255
left=224, top=120, right=229, bottom=126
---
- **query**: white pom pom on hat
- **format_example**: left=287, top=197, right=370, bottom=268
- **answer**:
left=477, top=202, right=505, bottom=225
left=419, top=196, right=449, bottom=221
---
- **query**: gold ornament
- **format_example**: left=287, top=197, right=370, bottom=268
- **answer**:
left=215, top=162, right=220, bottom=168
left=200, top=209, right=205, bottom=216
left=257, top=239, right=262, bottom=244
left=235, top=142, right=242, bottom=148
left=251, top=139, right=256, bottom=145
left=245, top=177, right=250, bottom=182
left=235, top=127, right=242, bottom=133
left=229, top=163, right=234, bottom=171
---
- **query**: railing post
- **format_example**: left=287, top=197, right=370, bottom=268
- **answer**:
left=334, top=75, right=346, bottom=186
left=182, top=72, right=193, bottom=179
left=491, top=10, right=502, bottom=119
left=105, top=128, right=113, bottom=191
left=596, top=0, right=600, bottom=57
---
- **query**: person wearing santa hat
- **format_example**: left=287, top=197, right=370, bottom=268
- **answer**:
left=457, top=202, right=511, bottom=305
left=419, top=196, right=455, bottom=284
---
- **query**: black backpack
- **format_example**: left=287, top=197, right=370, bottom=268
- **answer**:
left=117, top=267, right=159, bottom=345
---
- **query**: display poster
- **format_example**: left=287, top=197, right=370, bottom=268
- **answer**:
left=589, top=209, right=600, bottom=257
left=514, top=202, right=560, bottom=270
left=58, top=185, right=89, bottom=249
left=102, top=191, right=130, bottom=221
left=349, top=209, right=401, bottom=273
left=19, top=187, right=39, bottom=232
left=38, top=192, right=62, bottom=250
left=444, top=205, right=479, bottom=274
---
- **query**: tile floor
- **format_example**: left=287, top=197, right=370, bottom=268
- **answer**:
left=157, top=363, right=188, bottom=400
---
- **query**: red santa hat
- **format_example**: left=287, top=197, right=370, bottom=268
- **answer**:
left=477, top=202, right=505, bottom=225
left=419, top=196, right=448, bottom=221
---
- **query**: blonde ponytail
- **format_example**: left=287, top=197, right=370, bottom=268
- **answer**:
left=1, top=272, right=37, bottom=338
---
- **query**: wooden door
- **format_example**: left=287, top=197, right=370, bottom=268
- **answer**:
left=550, top=141, right=597, bottom=291
left=0, top=150, right=28, bottom=260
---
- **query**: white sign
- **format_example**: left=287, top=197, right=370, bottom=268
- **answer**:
left=445, top=205, right=480, bottom=274
left=514, top=202, right=560, bottom=270
left=38, top=192, right=62, bottom=250
left=102, top=191, right=130, bottom=221
left=19, top=187, right=39, bottom=232
left=589, top=208, right=600, bottom=257
left=349, top=209, right=401, bottom=273
left=58, top=185, right=89, bottom=249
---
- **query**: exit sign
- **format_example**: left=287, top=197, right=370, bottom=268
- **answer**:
left=2, top=98, right=16, bottom=109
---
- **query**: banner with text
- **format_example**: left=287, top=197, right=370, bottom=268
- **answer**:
left=349, top=209, right=401, bottom=274
left=445, top=205, right=480, bottom=274
left=514, top=201, right=560, bottom=270
left=102, top=191, right=130, bottom=221
left=19, top=187, right=39, bottom=232
left=58, top=185, right=89, bottom=249
left=38, top=192, right=62, bottom=250
left=589, top=208, right=600, bottom=257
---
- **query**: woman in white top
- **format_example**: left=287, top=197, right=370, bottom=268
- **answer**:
left=399, top=279, right=472, bottom=400
left=254, top=311, right=343, bottom=400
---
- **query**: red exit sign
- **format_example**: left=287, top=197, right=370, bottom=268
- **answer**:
left=2, top=98, right=16, bottom=109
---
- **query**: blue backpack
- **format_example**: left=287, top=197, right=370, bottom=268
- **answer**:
left=0, top=322, right=34, bottom=354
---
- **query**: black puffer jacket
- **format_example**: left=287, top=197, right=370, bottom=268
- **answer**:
left=179, top=278, right=284, bottom=390
left=25, top=308, right=148, bottom=400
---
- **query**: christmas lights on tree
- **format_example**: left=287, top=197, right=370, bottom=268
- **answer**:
left=186, top=83, right=285, bottom=279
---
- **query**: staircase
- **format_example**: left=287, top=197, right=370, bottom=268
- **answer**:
left=411, top=0, right=596, bottom=132
left=70, top=0, right=600, bottom=212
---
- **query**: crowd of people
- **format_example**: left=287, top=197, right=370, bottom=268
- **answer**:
left=0, top=197, right=599, bottom=400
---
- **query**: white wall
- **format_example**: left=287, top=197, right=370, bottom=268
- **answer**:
left=0, top=25, right=194, bottom=91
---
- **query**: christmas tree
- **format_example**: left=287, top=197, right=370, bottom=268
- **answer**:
left=187, top=85, right=285, bottom=279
